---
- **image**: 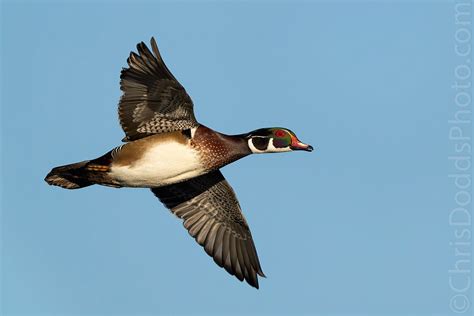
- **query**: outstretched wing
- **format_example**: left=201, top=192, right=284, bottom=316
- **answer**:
left=151, top=170, right=265, bottom=288
left=119, top=37, right=198, bottom=141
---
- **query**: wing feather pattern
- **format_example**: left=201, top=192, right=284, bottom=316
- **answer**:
left=151, top=170, right=265, bottom=288
left=119, top=37, right=198, bottom=141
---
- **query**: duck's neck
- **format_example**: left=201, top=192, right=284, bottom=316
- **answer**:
left=192, top=125, right=251, bottom=170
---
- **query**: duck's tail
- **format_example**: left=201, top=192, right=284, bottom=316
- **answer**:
left=45, top=161, right=93, bottom=189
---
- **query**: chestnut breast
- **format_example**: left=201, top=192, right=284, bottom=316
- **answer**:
left=191, top=125, right=251, bottom=170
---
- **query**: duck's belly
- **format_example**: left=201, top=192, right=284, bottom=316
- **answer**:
left=110, top=141, right=206, bottom=188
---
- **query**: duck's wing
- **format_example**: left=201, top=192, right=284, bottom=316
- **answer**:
left=151, top=170, right=265, bottom=289
left=118, top=37, right=198, bottom=142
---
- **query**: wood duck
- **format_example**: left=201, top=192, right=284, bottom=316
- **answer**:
left=45, top=38, right=313, bottom=289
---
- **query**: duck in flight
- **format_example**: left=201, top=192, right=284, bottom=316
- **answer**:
left=45, top=37, right=313, bottom=289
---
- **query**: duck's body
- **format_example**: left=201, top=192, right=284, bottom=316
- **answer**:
left=45, top=38, right=313, bottom=289
left=91, top=125, right=250, bottom=188
left=111, top=131, right=204, bottom=187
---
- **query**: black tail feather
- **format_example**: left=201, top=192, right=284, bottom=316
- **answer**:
left=45, top=161, right=92, bottom=189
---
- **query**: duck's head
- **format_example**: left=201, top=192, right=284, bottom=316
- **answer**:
left=244, top=127, right=313, bottom=154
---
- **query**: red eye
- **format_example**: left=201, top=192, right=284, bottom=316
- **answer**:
left=275, top=130, right=286, bottom=138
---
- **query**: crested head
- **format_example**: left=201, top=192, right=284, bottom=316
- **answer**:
left=244, top=127, right=313, bottom=154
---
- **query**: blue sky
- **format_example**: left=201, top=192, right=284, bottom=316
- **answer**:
left=1, top=0, right=470, bottom=315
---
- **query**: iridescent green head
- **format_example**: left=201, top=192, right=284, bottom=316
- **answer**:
left=245, top=127, right=313, bottom=153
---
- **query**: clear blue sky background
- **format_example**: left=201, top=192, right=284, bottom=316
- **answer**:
left=1, top=0, right=468, bottom=315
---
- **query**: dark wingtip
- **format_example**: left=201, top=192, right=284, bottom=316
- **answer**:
left=248, top=278, right=259, bottom=289
left=150, top=36, right=160, bottom=58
